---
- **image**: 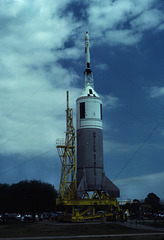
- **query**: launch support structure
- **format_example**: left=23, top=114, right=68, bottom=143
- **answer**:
left=56, top=32, right=120, bottom=222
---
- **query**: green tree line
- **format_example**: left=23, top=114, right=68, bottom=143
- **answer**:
left=0, top=180, right=58, bottom=213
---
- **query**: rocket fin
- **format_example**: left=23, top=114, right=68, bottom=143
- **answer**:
left=77, top=167, right=87, bottom=198
left=103, top=176, right=120, bottom=198
left=77, top=176, right=87, bottom=198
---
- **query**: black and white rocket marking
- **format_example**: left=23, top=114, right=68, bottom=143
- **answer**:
left=76, top=32, right=120, bottom=198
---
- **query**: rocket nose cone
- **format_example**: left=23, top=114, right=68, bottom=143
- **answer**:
left=79, top=85, right=100, bottom=98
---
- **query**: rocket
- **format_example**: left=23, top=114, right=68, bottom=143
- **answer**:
left=76, top=32, right=120, bottom=198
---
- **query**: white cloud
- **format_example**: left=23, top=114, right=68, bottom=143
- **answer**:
left=158, top=23, right=164, bottom=31
left=115, top=171, right=164, bottom=200
left=147, top=86, right=164, bottom=98
left=104, top=140, right=136, bottom=155
left=102, top=94, right=120, bottom=109
left=95, top=63, right=108, bottom=71
left=87, top=0, right=164, bottom=46
left=0, top=0, right=82, bottom=156
left=0, top=85, right=79, bottom=155
left=105, top=29, right=142, bottom=45
left=131, top=9, right=164, bottom=31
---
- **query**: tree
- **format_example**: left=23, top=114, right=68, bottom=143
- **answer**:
left=0, top=184, right=10, bottom=212
left=0, top=180, right=58, bottom=213
left=144, top=192, right=160, bottom=212
left=145, top=193, right=160, bottom=204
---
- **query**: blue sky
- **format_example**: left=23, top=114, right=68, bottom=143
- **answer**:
left=0, top=0, right=164, bottom=201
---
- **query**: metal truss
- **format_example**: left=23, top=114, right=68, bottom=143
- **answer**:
left=56, top=91, right=76, bottom=204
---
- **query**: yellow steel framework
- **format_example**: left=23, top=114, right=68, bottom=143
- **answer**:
left=56, top=91, right=76, bottom=205
left=56, top=91, right=120, bottom=222
left=64, top=190, right=120, bottom=222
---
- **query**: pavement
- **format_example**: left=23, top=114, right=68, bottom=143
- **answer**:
left=117, top=219, right=164, bottom=232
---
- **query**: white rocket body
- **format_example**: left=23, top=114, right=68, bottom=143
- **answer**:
left=76, top=32, right=120, bottom=198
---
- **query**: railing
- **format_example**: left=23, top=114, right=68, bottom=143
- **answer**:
left=56, top=138, right=65, bottom=146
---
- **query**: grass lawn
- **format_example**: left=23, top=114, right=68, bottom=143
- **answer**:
left=0, top=221, right=160, bottom=239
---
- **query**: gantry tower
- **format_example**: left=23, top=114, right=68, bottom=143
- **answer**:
left=56, top=91, right=77, bottom=205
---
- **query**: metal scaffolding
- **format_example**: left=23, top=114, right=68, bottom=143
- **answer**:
left=56, top=91, right=76, bottom=204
